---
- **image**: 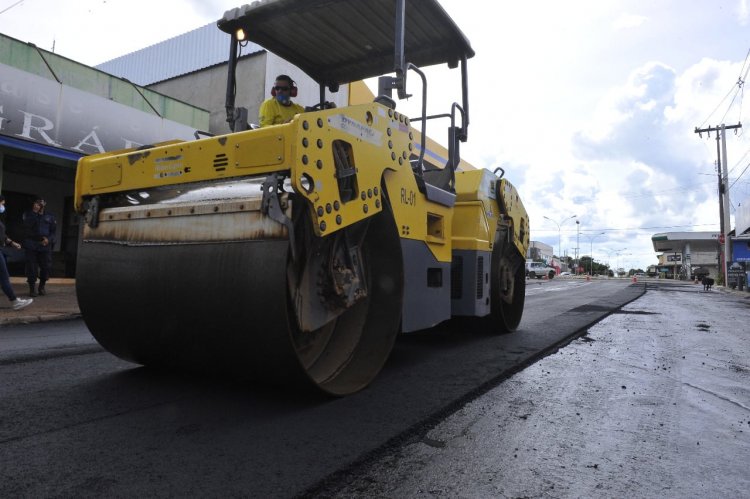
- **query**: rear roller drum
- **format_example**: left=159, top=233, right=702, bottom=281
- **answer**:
left=491, top=247, right=525, bottom=332
left=458, top=241, right=525, bottom=335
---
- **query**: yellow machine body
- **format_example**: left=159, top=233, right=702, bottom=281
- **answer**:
left=75, top=104, right=476, bottom=264
left=73, top=0, right=530, bottom=396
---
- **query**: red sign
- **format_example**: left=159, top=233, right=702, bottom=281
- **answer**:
left=718, top=234, right=726, bottom=244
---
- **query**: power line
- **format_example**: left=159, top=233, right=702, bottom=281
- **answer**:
left=534, top=223, right=719, bottom=234
left=616, top=180, right=714, bottom=200
left=732, top=47, right=750, bottom=125
left=728, top=144, right=750, bottom=176
left=699, top=85, right=739, bottom=129
left=699, top=46, right=750, bottom=128
left=0, top=0, right=24, bottom=16
left=729, top=161, right=750, bottom=190
left=719, top=51, right=750, bottom=123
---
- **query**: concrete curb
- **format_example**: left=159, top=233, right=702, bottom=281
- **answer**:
left=0, top=312, right=82, bottom=327
left=0, top=279, right=80, bottom=326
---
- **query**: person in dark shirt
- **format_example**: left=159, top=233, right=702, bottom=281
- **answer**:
left=0, top=195, right=33, bottom=310
left=22, top=197, right=57, bottom=297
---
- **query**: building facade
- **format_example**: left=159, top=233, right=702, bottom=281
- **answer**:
left=527, top=240, right=554, bottom=263
left=651, top=232, right=722, bottom=279
left=0, top=33, right=208, bottom=276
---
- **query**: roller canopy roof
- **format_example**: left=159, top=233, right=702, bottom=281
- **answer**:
left=218, top=0, right=474, bottom=87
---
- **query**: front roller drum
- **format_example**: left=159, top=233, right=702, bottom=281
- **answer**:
left=76, top=207, right=403, bottom=396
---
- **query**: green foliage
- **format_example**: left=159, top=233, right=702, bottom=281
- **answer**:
left=579, top=256, right=609, bottom=275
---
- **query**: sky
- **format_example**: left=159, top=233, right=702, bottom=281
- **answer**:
left=3, top=0, right=750, bottom=271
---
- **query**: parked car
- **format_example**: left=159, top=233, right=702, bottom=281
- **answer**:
left=526, top=262, right=556, bottom=279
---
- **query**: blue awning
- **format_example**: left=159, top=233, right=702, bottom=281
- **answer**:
left=733, top=238, right=750, bottom=262
left=0, top=135, right=84, bottom=163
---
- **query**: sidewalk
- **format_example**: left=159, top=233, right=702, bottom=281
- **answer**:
left=0, top=277, right=81, bottom=326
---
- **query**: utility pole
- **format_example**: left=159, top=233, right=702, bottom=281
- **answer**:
left=575, top=220, right=581, bottom=275
left=694, top=122, right=742, bottom=282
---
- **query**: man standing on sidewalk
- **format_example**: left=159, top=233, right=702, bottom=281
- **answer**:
left=22, top=197, right=56, bottom=297
left=0, top=195, right=33, bottom=310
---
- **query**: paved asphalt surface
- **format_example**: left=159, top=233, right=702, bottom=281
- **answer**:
left=325, top=280, right=750, bottom=498
left=1, top=278, right=649, bottom=497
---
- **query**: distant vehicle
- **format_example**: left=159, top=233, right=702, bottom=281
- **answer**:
left=526, top=262, right=556, bottom=279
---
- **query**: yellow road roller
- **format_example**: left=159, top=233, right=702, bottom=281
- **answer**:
left=74, top=0, right=529, bottom=396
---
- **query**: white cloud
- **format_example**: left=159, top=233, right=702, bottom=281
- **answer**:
left=613, top=14, right=648, bottom=30
left=572, top=62, right=681, bottom=168
left=740, top=0, right=749, bottom=26
left=666, top=58, right=743, bottom=126
left=524, top=55, right=750, bottom=268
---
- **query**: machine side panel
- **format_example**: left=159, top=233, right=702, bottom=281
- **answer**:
left=74, top=130, right=290, bottom=211
left=498, top=178, right=529, bottom=258
left=450, top=249, right=492, bottom=317
left=383, top=167, right=454, bottom=264
left=399, top=238, right=452, bottom=333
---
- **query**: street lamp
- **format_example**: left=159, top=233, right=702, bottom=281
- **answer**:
left=615, top=248, right=629, bottom=276
left=584, top=232, right=606, bottom=275
left=543, top=214, right=577, bottom=270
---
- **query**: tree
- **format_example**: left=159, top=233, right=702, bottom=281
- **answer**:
left=579, top=256, right=609, bottom=275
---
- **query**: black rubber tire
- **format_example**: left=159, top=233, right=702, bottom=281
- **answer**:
left=490, top=248, right=526, bottom=333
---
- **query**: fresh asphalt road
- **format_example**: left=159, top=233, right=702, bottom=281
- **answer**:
left=325, top=280, right=750, bottom=498
left=0, top=278, right=643, bottom=497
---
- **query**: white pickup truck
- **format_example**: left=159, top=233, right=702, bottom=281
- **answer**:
left=526, top=262, right=556, bottom=279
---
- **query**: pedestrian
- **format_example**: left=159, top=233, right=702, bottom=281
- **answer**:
left=22, top=196, right=56, bottom=297
left=0, top=195, right=34, bottom=310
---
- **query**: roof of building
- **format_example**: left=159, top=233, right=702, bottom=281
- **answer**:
left=0, top=33, right=209, bottom=133
left=96, top=22, right=263, bottom=86
left=652, top=232, right=720, bottom=252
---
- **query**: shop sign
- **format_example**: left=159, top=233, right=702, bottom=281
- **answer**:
left=0, top=63, right=197, bottom=156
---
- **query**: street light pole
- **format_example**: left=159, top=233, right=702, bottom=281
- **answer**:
left=615, top=248, right=628, bottom=276
left=584, top=232, right=606, bottom=275
left=543, top=214, right=577, bottom=270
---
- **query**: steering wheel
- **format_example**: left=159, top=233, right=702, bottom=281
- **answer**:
left=305, top=101, right=336, bottom=112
